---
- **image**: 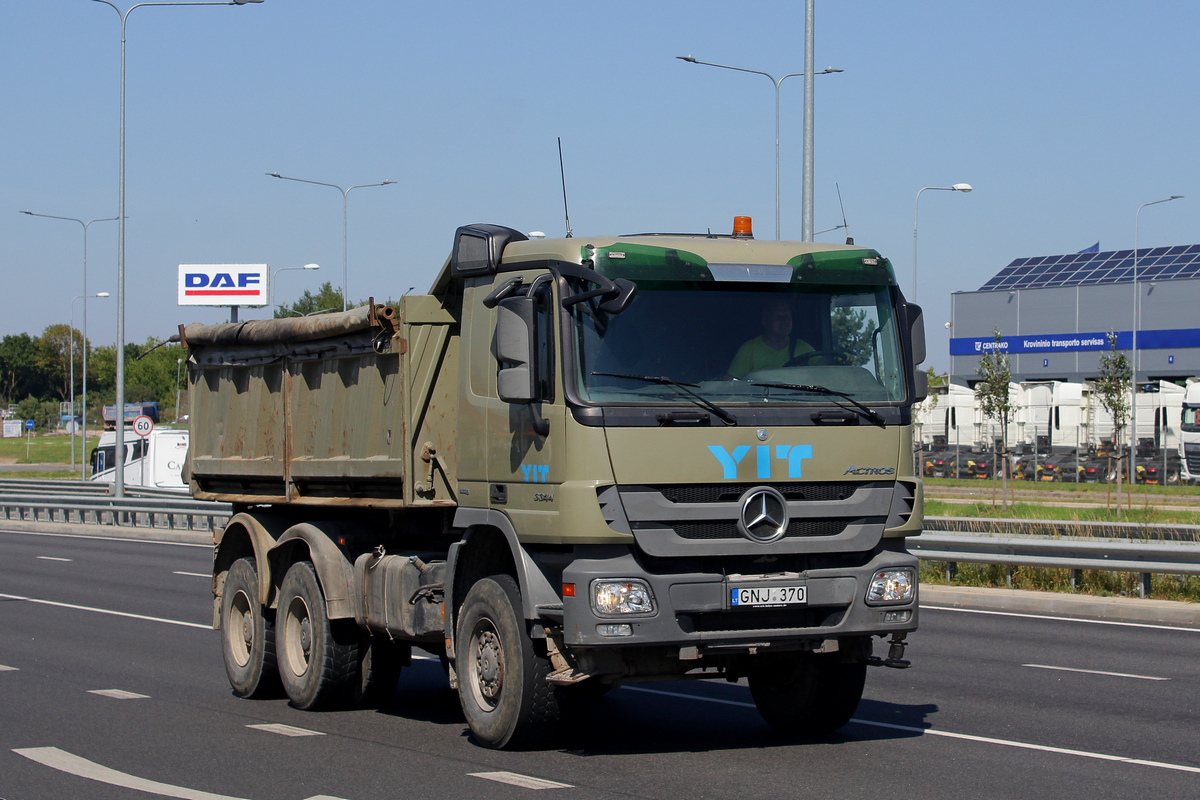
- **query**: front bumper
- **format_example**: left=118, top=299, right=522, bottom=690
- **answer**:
left=560, top=542, right=918, bottom=650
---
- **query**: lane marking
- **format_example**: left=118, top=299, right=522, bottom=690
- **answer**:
left=1022, top=664, right=1169, bottom=681
left=923, top=604, right=1200, bottom=633
left=0, top=664, right=17, bottom=671
left=14, top=747, right=252, bottom=800
left=0, top=593, right=209, bottom=630
left=470, top=772, right=573, bottom=790
left=173, top=571, right=210, bottom=578
left=621, top=686, right=1200, bottom=775
left=89, top=689, right=151, bottom=699
left=37, top=556, right=73, bottom=562
left=247, top=723, right=325, bottom=737
left=0, top=529, right=212, bottom=548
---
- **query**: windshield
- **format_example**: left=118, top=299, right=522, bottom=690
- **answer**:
left=1184, top=405, right=1200, bottom=432
left=569, top=278, right=907, bottom=405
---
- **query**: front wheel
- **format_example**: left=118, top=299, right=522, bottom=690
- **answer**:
left=748, top=652, right=866, bottom=736
left=455, top=575, right=559, bottom=749
left=220, top=557, right=280, bottom=698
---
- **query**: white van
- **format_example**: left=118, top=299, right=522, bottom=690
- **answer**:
left=89, top=428, right=189, bottom=491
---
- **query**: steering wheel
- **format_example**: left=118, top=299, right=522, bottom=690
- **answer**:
left=783, top=349, right=843, bottom=368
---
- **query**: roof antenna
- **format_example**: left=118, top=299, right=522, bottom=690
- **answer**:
left=837, top=183, right=852, bottom=245
left=558, top=137, right=573, bottom=238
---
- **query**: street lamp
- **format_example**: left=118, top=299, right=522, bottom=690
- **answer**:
left=89, top=0, right=262, bottom=498
left=20, top=210, right=119, bottom=473
left=912, top=184, right=972, bottom=303
left=266, top=173, right=396, bottom=311
left=270, top=263, right=320, bottom=308
left=69, top=292, right=110, bottom=477
left=1131, top=195, right=1183, bottom=476
left=676, top=55, right=841, bottom=241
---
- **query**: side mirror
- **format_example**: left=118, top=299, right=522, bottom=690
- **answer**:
left=905, top=302, right=926, bottom=366
left=496, top=296, right=536, bottom=403
left=912, top=368, right=929, bottom=403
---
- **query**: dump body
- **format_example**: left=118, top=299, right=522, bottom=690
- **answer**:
left=185, top=298, right=458, bottom=507
left=193, top=223, right=927, bottom=749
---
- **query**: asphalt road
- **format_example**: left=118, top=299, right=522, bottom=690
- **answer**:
left=2, top=527, right=1198, bottom=800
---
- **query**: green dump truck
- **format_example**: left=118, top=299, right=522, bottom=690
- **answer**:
left=185, top=218, right=927, bottom=749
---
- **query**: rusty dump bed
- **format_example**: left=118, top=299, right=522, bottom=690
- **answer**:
left=183, top=297, right=459, bottom=508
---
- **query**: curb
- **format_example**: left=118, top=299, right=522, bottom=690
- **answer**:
left=0, top=518, right=212, bottom=546
left=921, top=583, right=1200, bottom=628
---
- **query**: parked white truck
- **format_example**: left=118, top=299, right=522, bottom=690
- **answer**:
left=90, top=428, right=190, bottom=491
left=1181, top=381, right=1200, bottom=483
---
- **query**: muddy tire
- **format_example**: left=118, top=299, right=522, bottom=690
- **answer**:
left=455, top=575, right=559, bottom=749
left=276, top=560, right=358, bottom=710
left=220, top=557, right=280, bottom=698
left=748, top=651, right=866, bottom=736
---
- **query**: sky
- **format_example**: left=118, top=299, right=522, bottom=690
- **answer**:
left=2, top=1, right=1197, bottom=374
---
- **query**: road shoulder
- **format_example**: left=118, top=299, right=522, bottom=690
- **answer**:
left=922, top=583, right=1200, bottom=628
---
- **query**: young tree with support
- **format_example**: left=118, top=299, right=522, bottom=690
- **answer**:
left=1094, top=333, right=1131, bottom=515
left=975, top=329, right=1013, bottom=508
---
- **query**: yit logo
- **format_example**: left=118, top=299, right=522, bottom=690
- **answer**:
left=521, top=464, right=549, bottom=483
left=708, top=444, right=813, bottom=480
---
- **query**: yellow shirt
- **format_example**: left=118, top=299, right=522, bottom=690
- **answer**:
left=728, top=337, right=815, bottom=378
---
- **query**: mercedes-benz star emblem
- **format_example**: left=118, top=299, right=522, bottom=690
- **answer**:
left=737, top=487, right=789, bottom=543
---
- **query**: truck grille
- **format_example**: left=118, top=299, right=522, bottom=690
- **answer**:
left=653, top=482, right=861, bottom=504
left=1186, top=444, right=1200, bottom=473
left=670, top=518, right=849, bottom=540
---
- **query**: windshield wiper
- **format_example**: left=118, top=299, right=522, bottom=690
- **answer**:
left=592, top=372, right=737, bottom=426
left=749, top=381, right=885, bottom=428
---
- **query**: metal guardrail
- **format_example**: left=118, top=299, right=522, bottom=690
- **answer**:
left=2, top=481, right=1197, bottom=593
left=913, top=518, right=1200, bottom=598
left=0, top=479, right=231, bottom=533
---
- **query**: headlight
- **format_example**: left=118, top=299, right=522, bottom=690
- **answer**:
left=591, top=579, right=655, bottom=616
left=865, top=568, right=916, bottom=605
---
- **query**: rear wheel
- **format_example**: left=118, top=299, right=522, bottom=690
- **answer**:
left=455, top=575, right=560, bottom=749
left=748, top=651, right=866, bottom=736
left=276, top=560, right=358, bottom=710
left=220, top=557, right=280, bottom=698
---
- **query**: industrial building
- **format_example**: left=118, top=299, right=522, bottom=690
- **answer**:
left=949, top=244, right=1200, bottom=386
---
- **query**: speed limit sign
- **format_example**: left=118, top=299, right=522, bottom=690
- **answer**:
left=133, top=415, right=155, bottom=438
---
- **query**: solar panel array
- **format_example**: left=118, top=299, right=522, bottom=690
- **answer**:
left=978, top=244, right=1200, bottom=291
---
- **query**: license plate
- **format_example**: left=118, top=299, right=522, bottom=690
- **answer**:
left=730, top=585, right=807, bottom=608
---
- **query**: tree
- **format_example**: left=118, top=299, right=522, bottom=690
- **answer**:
left=975, top=329, right=1013, bottom=507
left=37, top=323, right=81, bottom=401
left=1094, top=332, right=1131, bottom=514
left=274, top=282, right=345, bottom=318
left=0, top=333, right=48, bottom=402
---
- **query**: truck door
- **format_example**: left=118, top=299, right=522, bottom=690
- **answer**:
left=485, top=274, right=564, bottom=538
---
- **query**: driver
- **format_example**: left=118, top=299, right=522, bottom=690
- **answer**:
left=726, top=298, right=817, bottom=379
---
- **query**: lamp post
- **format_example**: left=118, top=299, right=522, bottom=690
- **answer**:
left=270, top=263, right=320, bottom=309
left=20, top=211, right=119, bottom=473
left=266, top=173, right=395, bottom=311
left=1131, top=195, right=1183, bottom=477
left=89, top=0, right=262, bottom=498
left=676, top=55, right=841, bottom=241
left=912, top=184, right=972, bottom=303
left=69, top=292, right=110, bottom=476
